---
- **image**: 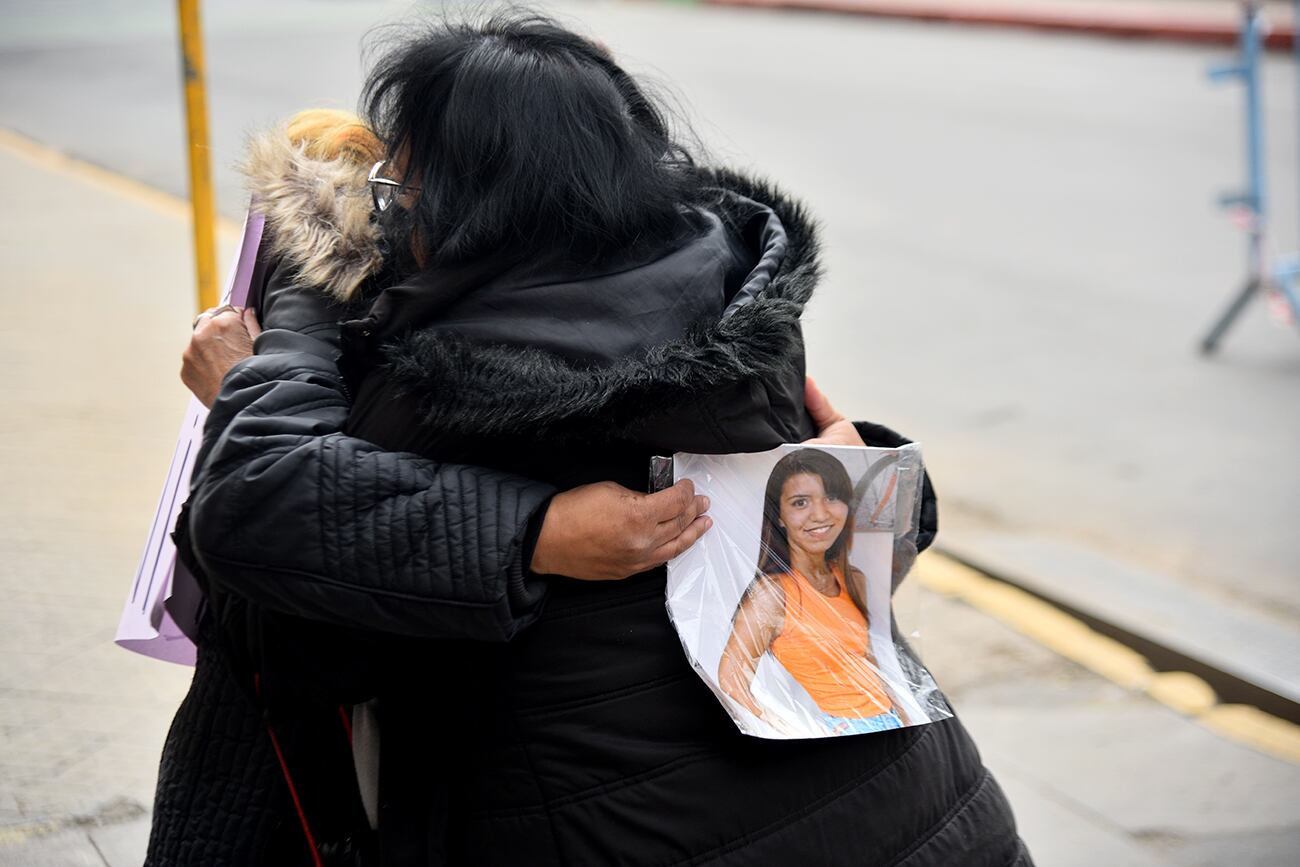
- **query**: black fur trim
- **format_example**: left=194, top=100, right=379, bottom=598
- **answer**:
left=379, top=169, right=821, bottom=442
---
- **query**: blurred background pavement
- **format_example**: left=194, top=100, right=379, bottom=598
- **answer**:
left=1, top=1, right=1298, bottom=864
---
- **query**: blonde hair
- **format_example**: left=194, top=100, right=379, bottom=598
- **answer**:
left=284, top=108, right=384, bottom=166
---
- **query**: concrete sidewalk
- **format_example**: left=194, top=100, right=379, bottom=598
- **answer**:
left=2, top=130, right=1298, bottom=866
left=0, top=133, right=227, bottom=865
left=700, top=0, right=1298, bottom=49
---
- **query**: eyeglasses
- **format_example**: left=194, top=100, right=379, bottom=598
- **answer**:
left=368, top=160, right=421, bottom=212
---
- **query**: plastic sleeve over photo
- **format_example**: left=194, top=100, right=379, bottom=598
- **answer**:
left=653, top=444, right=952, bottom=739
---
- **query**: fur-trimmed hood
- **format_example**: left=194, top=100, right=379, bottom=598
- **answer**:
left=374, top=173, right=821, bottom=447
left=241, top=130, right=383, bottom=302
left=243, top=127, right=823, bottom=448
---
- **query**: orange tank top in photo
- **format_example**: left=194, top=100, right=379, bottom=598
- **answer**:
left=768, top=566, right=894, bottom=718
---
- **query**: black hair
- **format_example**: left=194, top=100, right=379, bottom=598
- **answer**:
left=362, top=10, right=707, bottom=275
left=756, top=448, right=868, bottom=618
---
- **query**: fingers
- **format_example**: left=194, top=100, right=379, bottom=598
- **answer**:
left=647, top=514, right=713, bottom=566
left=193, top=304, right=251, bottom=335
left=804, top=375, right=844, bottom=432
left=182, top=305, right=258, bottom=410
left=644, top=478, right=695, bottom=522
left=651, top=493, right=709, bottom=548
left=193, top=303, right=239, bottom=328
left=241, top=307, right=263, bottom=339
left=802, top=419, right=865, bottom=448
left=192, top=315, right=250, bottom=347
left=642, top=480, right=714, bottom=562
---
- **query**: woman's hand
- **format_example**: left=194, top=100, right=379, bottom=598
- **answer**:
left=181, top=307, right=262, bottom=408
left=530, top=480, right=711, bottom=581
left=803, top=377, right=865, bottom=447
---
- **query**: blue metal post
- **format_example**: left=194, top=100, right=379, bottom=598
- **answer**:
left=1202, top=1, right=1270, bottom=353
left=1244, top=2, right=1266, bottom=275
left=1208, top=2, right=1267, bottom=258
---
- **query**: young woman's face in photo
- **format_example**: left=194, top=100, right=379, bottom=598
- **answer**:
left=778, top=472, right=849, bottom=558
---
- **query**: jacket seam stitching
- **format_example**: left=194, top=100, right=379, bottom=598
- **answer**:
left=318, top=436, right=336, bottom=603
left=199, top=443, right=296, bottom=484
left=465, top=747, right=718, bottom=819
left=675, top=725, right=933, bottom=867
left=885, top=768, right=992, bottom=867
left=515, top=672, right=693, bottom=718
left=198, top=550, right=505, bottom=609
left=512, top=710, right=569, bottom=865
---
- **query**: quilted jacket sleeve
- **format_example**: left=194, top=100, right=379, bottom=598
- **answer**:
left=185, top=327, right=556, bottom=642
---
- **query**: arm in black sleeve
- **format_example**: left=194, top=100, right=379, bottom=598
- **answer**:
left=186, top=326, right=556, bottom=642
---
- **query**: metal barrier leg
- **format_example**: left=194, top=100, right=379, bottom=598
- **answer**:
left=1201, top=276, right=1261, bottom=354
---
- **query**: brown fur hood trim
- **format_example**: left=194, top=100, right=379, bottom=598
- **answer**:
left=240, top=129, right=382, bottom=302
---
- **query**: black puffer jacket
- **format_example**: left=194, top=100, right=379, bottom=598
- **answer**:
left=153, top=131, right=1031, bottom=866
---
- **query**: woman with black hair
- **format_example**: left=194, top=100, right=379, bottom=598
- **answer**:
left=719, top=448, right=911, bottom=736
left=157, top=12, right=1031, bottom=866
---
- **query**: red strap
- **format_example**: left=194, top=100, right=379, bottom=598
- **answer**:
left=337, top=705, right=353, bottom=743
left=255, top=675, right=325, bottom=867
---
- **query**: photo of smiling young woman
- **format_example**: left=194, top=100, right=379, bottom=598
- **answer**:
left=662, top=443, right=949, bottom=739
left=712, top=449, right=924, bottom=736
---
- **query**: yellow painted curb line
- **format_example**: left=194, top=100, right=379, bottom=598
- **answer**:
left=0, top=821, right=58, bottom=847
left=916, top=553, right=1300, bottom=765
left=0, top=127, right=240, bottom=239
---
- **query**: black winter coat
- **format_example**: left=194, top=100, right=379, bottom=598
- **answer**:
left=150, top=131, right=1031, bottom=866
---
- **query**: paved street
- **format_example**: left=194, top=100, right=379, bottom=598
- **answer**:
left=1, top=1, right=1298, bottom=864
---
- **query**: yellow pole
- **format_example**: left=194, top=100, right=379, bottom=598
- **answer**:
left=177, top=0, right=217, bottom=311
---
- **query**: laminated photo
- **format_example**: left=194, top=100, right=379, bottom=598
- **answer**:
left=662, top=444, right=952, bottom=739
